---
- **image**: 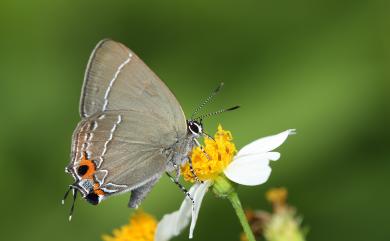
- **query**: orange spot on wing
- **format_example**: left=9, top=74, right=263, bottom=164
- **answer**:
left=93, top=183, right=105, bottom=196
left=79, top=154, right=106, bottom=196
left=79, top=155, right=96, bottom=179
left=94, top=189, right=105, bottom=196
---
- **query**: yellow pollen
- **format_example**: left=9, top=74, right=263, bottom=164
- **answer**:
left=182, top=125, right=237, bottom=182
left=102, top=211, right=157, bottom=241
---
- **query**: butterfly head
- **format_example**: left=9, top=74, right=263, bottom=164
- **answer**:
left=187, top=120, right=203, bottom=137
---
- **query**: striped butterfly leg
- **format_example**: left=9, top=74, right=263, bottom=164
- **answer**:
left=173, top=162, right=181, bottom=182
left=166, top=172, right=195, bottom=210
left=194, top=138, right=211, bottom=162
left=173, top=158, right=203, bottom=184
left=187, top=156, right=203, bottom=184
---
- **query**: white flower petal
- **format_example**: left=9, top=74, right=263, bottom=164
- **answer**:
left=189, top=181, right=212, bottom=238
left=237, top=129, right=295, bottom=157
left=155, top=181, right=212, bottom=241
left=224, top=152, right=280, bottom=186
left=154, top=200, right=191, bottom=241
left=263, top=151, right=281, bottom=161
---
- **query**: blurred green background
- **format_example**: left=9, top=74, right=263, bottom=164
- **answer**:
left=0, top=0, right=389, bottom=240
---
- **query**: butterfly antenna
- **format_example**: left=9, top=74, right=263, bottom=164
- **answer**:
left=62, top=186, right=72, bottom=205
left=191, top=82, right=224, bottom=119
left=69, top=189, right=78, bottom=221
left=195, top=105, right=240, bottom=120
left=202, top=132, right=215, bottom=142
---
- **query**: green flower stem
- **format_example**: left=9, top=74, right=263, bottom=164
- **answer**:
left=213, top=176, right=256, bottom=241
left=228, top=192, right=256, bottom=241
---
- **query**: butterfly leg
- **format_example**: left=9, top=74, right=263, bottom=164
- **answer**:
left=171, top=163, right=181, bottom=182
left=175, top=155, right=203, bottom=184
left=193, top=138, right=210, bottom=160
left=166, top=172, right=195, bottom=209
left=187, top=156, right=203, bottom=184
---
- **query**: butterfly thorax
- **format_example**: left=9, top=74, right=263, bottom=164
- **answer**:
left=165, top=133, right=196, bottom=172
left=165, top=120, right=203, bottom=173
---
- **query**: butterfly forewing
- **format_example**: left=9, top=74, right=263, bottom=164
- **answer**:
left=80, top=39, right=186, bottom=134
left=69, top=39, right=188, bottom=203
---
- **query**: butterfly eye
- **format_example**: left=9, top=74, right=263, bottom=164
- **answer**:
left=191, top=123, right=199, bottom=133
left=77, top=165, right=89, bottom=176
left=188, top=121, right=202, bottom=135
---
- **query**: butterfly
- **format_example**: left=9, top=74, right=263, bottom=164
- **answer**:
left=63, top=39, right=238, bottom=220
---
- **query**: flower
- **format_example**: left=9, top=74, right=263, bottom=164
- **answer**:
left=155, top=126, right=295, bottom=241
left=241, top=187, right=307, bottom=241
left=264, top=188, right=306, bottom=241
left=102, top=211, right=157, bottom=241
left=181, top=125, right=237, bottom=182
left=264, top=208, right=306, bottom=241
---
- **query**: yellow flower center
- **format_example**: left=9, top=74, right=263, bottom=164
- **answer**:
left=102, top=211, right=157, bottom=241
left=181, top=125, right=237, bottom=182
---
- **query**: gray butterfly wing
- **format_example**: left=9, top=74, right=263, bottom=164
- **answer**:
left=69, top=39, right=187, bottom=205
left=71, top=110, right=180, bottom=198
left=80, top=39, right=186, bottom=135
